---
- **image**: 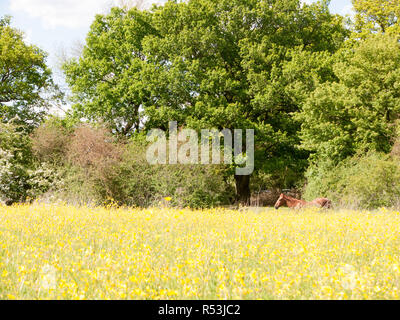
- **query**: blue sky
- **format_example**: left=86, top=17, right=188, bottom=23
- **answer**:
left=1, top=0, right=353, bottom=85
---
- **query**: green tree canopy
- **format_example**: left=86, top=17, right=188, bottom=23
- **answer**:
left=353, top=0, right=400, bottom=36
left=63, top=8, right=157, bottom=136
left=298, top=34, right=400, bottom=165
left=64, top=0, right=348, bottom=203
left=0, top=16, right=55, bottom=131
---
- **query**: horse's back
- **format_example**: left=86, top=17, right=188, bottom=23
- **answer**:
left=314, top=198, right=332, bottom=209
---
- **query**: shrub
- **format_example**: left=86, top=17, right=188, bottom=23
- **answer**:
left=304, top=152, right=400, bottom=209
left=45, top=165, right=100, bottom=206
left=27, top=162, right=66, bottom=200
left=31, top=124, right=122, bottom=206
left=95, top=139, right=235, bottom=208
left=0, top=122, right=32, bottom=202
left=29, top=124, right=235, bottom=208
left=66, top=125, right=121, bottom=169
left=31, top=118, right=70, bottom=163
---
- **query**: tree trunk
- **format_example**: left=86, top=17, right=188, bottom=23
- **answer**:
left=235, top=174, right=250, bottom=206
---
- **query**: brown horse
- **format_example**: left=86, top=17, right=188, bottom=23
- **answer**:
left=274, top=193, right=332, bottom=210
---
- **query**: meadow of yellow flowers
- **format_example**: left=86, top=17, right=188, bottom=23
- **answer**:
left=1, top=204, right=400, bottom=300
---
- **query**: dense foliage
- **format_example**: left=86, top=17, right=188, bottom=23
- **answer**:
left=63, top=0, right=348, bottom=203
left=299, top=35, right=400, bottom=164
left=352, top=0, right=400, bottom=36
left=0, top=16, right=57, bottom=132
left=304, top=152, right=400, bottom=209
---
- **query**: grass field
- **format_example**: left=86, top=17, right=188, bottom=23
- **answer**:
left=1, top=204, right=400, bottom=300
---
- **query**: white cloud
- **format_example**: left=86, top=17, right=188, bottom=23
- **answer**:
left=9, top=0, right=165, bottom=30
left=9, top=0, right=110, bottom=29
left=23, top=28, right=33, bottom=44
left=116, top=0, right=166, bottom=10
left=341, top=4, right=355, bottom=18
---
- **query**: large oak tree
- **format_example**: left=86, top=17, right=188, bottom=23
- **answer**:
left=64, top=0, right=347, bottom=204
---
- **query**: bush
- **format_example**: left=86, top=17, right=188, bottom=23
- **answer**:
left=31, top=118, right=70, bottom=163
left=66, top=125, right=121, bottom=169
left=32, top=124, right=122, bottom=206
left=31, top=126, right=235, bottom=208
left=42, top=165, right=100, bottom=206
left=0, top=122, right=32, bottom=202
left=0, top=148, right=23, bottom=201
left=27, top=162, right=66, bottom=200
left=304, top=152, right=400, bottom=209
left=94, top=139, right=235, bottom=208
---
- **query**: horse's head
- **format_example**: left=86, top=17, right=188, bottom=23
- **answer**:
left=274, top=193, right=286, bottom=210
